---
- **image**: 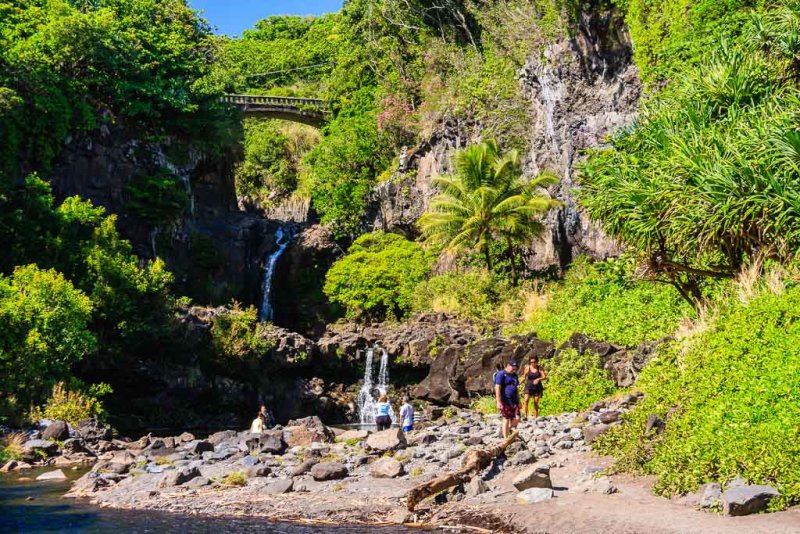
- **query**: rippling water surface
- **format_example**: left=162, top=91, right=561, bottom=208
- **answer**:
left=0, top=468, right=414, bottom=533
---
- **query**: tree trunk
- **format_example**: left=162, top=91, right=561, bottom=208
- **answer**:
left=506, top=239, right=518, bottom=286
left=484, top=245, right=493, bottom=272
left=406, top=431, right=518, bottom=511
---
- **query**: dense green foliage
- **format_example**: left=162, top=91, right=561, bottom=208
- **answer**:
left=30, top=382, right=111, bottom=426
left=0, top=0, right=227, bottom=178
left=0, top=265, right=95, bottom=417
left=219, top=1, right=570, bottom=234
left=413, top=270, right=518, bottom=321
left=596, top=275, right=800, bottom=508
left=324, top=232, right=433, bottom=320
left=539, top=349, right=619, bottom=415
left=579, top=4, right=800, bottom=305
left=419, top=140, right=560, bottom=276
left=507, top=257, right=689, bottom=346
left=210, top=304, right=273, bottom=361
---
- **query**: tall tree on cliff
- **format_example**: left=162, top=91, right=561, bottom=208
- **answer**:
left=418, top=140, right=560, bottom=282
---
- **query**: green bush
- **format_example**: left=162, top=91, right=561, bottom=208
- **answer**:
left=324, top=232, right=433, bottom=321
left=210, top=303, right=273, bottom=361
left=507, top=257, right=690, bottom=346
left=413, top=269, right=515, bottom=321
left=125, top=169, right=188, bottom=226
left=0, top=265, right=95, bottom=412
left=30, top=382, right=110, bottom=425
left=538, top=349, right=619, bottom=415
left=596, top=278, right=800, bottom=509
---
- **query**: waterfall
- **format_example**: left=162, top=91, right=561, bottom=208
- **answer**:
left=538, top=68, right=559, bottom=152
left=356, top=345, right=396, bottom=425
left=258, top=226, right=290, bottom=322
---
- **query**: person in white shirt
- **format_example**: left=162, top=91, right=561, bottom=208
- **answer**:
left=249, top=412, right=266, bottom=434
left=399, top=395, right=414, bottom=432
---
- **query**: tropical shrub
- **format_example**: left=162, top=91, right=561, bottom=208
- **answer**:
left=324, top=232, right=433, bottom=320
left=210, top=303, right=273, bottom=361
left=125, top=169, right=188, bottom=226
left=578, top=5, right=800, bottom=306
left=507, top=257, right=690, bottom=346
left=0, top=265, right=95, bottom=411
left=30, top=382, right=110, bottom=425
left=413, top=269, right=515, bottom=321
left=537, top=349, right=618, bottom=415
left=596, top=275, right=800, bottom=509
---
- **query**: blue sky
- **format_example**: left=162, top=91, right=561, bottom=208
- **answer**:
left=190, top=1, right=344, bottom=36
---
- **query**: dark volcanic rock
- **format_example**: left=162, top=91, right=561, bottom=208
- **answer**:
left=245, top=431, right=286, bottom=455
left=722, top=485, right=780, bottom=516
left=310, top=462, right=348, bottom=481
left=159, top=466, right=201, bottom=488
left=285, top=416, right=334, bottom=444
left=41, top=421, right=70, bottom=441
left=76, top=419, right=112, bottom=443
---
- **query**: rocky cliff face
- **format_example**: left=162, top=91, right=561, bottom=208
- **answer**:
left=49, top=123, right=278, bottom=306
left=370, top=8, right=639, bottom=269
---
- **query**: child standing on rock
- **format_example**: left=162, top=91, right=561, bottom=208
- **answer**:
left=399, top=395, right=414, bottom=432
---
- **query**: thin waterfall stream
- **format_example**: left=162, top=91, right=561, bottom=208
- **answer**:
left=356, top=345, right=396, bottom=425
left=259, top=226, right=291, bottom=322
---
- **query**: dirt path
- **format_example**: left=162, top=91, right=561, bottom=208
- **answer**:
left=494, top=451, right=800, bottom=534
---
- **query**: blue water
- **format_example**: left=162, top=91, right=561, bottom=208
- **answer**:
left=0, top=468, right=415, bottom=533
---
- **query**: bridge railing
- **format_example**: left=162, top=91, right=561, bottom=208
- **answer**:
left=221, top=94, right=326, bottom=108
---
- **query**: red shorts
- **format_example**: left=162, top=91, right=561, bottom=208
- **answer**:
left=500, top=403, right=520, bottom=420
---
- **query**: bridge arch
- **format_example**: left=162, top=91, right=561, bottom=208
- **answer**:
left=222, top=94, right=328, bottom=128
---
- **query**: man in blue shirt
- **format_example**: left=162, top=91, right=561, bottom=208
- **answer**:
left=494, top=359, right=520, bottom=439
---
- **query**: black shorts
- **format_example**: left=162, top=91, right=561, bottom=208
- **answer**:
left=525, top=384, right=544, bottom=397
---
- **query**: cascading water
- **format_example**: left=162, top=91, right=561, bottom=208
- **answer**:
left=538, top=68, right=559, bottom=152
left=259, top=226, right=290, bottom=322
left=356, top=345, right=396, bottom=425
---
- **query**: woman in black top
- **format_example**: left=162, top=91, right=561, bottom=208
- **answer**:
left=522, top=355, right=546, bottom=419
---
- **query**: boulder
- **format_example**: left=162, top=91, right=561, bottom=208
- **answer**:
left=368, top=457, right=404, bottom=479
left=245, top=431, right=286, bottom=455
left=365, top=428, right=407, bottom=453
left=645, top=414, right=664, bottom=433
left=264, top=478, right=294, bottom=494
left=694, top=482, right=722, bottom=509
left=285, top=416, right=335, bottom=443
left=310, top=462, right=348, bottom=481
left=208, top=430, right=237, bottom=446
left=245, top=466, right=271, bottom=478
left=1, top=460, right=18, bottom=472
left=599, top=411, right=620, bottom=424
left=176, top=432, right=195, bottom=444
left=76, top=419, right=112, bottom=442
left=466, top=476, right=488, bottom=497
left=41, top=421, right=70, bottom=441
left=159, top=466, right=201, bottom=488
left=62, top=438, right=90, bottom=455
left=721, top=485, right=780, bottom=516
left=289, top=459, right=318, bottom=476
left=583, top=424, right=610, bottom=444
left=36, top=469, right=67, bottom=481
left=185, top=440, right=214, bottom=454
left=23, top=439, right=58, bottom=457
left=516, top=487, right=554, bottom=504
left=185, top=476, right=210, bottom=489
left=577, top=476, right=617, bottom=494
left=513, top=465, right=552, bottom=491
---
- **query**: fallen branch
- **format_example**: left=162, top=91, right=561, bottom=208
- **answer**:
left=406, top=431, right=518, bottom=511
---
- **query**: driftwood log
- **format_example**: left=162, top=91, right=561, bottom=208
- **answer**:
left=406, top=431, right=518, bottom=511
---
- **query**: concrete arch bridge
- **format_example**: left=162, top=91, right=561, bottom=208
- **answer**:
left=221, top=94, right=328, bottom=127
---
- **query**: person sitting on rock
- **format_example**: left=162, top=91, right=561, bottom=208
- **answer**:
left=375, top=394, right=393, bottom=431
left=250, top=412, right=266, bottom=434
left=399, top=395, right=414, bottom=432
left=494, top=359, right=521, bottom=439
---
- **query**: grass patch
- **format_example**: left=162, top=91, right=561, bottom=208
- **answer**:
left=410, top=466, right=424, bottom=478
left=221, top=471, right=247, bottom=487
left=471, top=396, right=499, bottom=415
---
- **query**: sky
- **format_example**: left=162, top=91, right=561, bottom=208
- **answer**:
left=189, top=1, right=344, bottom=36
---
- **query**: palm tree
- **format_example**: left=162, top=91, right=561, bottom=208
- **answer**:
left=418, top=141, right=560, bottom=281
